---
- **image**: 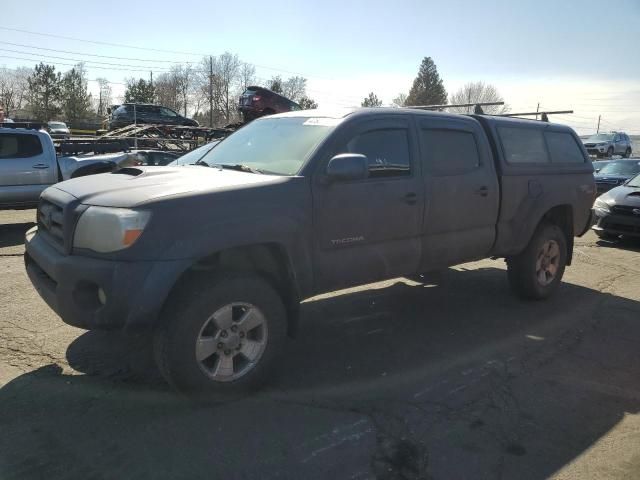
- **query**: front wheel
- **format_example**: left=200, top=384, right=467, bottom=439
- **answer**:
left=607, top=146, right=614, bottom=158
left=507, top=223, right=568, bottom=300
left=154, top=273, right=287, bottom=396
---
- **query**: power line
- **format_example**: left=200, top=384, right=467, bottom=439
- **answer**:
left=0, top=40, right=190, bottom=64
left=0, top=54, right=159, bottom=73
left=0, top=48, right=174, bottom=71
left=0, top=26, right=333, bottom=79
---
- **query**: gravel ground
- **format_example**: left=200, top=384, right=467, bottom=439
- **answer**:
left=1, top=208, right=639, bottom=480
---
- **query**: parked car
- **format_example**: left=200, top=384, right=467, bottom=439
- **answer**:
left=582, top=132, right=633, bottom=158
left=594, top=159, right=640, bottom=194
left=46, top=121, right=71, bottom=140
left=238, top=86, right=301, bottom=122
left=24, top=109, right=594, bottom=395
left=592, top=173, right=640, bottom=239
left=591, top=159, right=612, bottom=173
left=108, top=103, right=199, bottom=130
left=0, top=123, right=131, bottom=209
left=129, top=150, right=181, bottom=166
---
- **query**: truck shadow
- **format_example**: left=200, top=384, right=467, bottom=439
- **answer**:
left=0, top=222, right=34, bottom=249
left=1, top=267, right=639, bottom=479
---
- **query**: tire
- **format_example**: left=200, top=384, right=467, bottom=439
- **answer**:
left=507, top=223, right=568, bottom=300
left=595, top=230, right=618, bottom=240
left=624, top=148, right=632, bottom=158
left=154, top=272, right=287, bottom=396
left=607, top=146, right=614, bottom=158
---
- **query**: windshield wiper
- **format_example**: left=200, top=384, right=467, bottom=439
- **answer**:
left=210, top=163, right=265, bottom=174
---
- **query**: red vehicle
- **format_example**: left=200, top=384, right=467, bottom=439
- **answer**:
left=238, top=86, right=301, bottom=122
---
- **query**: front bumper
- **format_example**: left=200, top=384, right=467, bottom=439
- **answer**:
left=586, top=146, right=607, bottom=155
left=24, top=226, right=190, bottom=331
left=592, top=209, right=640, bottom=237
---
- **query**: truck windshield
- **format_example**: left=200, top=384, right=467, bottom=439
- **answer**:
left=196, top=116, right=339, bottom=175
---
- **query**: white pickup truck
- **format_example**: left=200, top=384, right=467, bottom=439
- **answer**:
left=0, top=123, right=133, bottom=210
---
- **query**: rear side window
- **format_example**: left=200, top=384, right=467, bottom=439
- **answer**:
left=343, top=129, right=411, bottom=178
left=0, top=134, right=44, bottom=159
left=545, top=131, right=585, bottom=164
left=498, top=127, right=549, bottom=164
left=421, top=129, right=480, bottom=175
left=114, top=106, right=128, bottom=115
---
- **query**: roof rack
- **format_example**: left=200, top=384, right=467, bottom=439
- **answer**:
left=405, top=102, right=504, bottom=113
left=498, top=110, right=573, bottom=122
left=0, top=121, right=45, bottom=130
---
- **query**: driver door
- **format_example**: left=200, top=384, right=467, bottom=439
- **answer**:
left=311, top=116, right=424, bottom=292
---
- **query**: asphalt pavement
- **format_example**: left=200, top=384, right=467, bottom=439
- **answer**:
left=1, top=209, right=639, bottom=479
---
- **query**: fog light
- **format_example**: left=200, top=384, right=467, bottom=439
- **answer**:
left=98, top=288, right=107, bottom=305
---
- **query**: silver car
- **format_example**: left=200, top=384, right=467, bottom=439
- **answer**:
left=582, top=132, right=633, bottom=158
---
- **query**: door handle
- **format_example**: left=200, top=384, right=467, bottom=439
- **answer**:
left=32, top=164, right=50, bottom=169
left=475, top=186, right=489, bottom=197
left=403, top=192, right=418, bottom=205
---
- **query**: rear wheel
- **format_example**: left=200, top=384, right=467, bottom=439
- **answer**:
left=624, top=148, right=632, bottom=158
left=507, top=223, right=567, bottom=300
left=154, top=272, right=287, bottom=396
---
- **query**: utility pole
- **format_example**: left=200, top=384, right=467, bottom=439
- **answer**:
left=597, top=115, right=601, bottom=133
left=536, top=102, right=540, bottom=121
left=209, top=56, right=214, bottom=127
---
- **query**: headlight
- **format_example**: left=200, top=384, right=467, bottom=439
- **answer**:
left=593, top=197, right=611, bottom=215
left=73, top=206, right=151, bottom=253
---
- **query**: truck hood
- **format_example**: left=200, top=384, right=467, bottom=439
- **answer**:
left=600, top=186, right=640, bottom=207
left=594, top=174, right=633, bottom=182
left=50, top=165, right=285, bottom=208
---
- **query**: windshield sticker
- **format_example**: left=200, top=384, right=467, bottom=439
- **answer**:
left=303, top=117, right=341, bottom=126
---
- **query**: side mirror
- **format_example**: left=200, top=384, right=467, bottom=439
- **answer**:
left=326, top=154, right=369, bottom=182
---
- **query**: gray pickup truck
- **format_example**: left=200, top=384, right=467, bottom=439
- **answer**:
left=24, top=108, right=595, bottom=395
left=0, top=124, right=131, bottom=210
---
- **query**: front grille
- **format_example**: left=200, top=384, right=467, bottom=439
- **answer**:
left=37, top=199, right=65, bottom=247
left=611, top=205, right=640, bottom=217
left=584, top=143, right=596, bottom=148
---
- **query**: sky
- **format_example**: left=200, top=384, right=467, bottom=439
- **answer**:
left=2, top=0, right=639, bottom=135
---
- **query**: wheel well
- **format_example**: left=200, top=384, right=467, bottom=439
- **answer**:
left=166, top=244, right=300, bottom=337
left=541, top=205, right=574, bottom=265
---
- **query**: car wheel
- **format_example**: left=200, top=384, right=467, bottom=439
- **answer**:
left=606, top=146, right=614, bottom=158
left=624, top=148, right=632, bottom=158
left=507, top=222, right=567, bottom=300
left=154, top=272, right=288, bottom=396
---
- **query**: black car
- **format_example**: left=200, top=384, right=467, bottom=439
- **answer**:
left=592, top=173, right=640, bottom=239
left=108, top=103, right=199, bottom=130
left=593, top=159, right=640, bottom=194
left=238, top=86, right=301, bottom=122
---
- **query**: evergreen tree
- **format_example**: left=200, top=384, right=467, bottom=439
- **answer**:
left=405, top=57, right=447, bottom=107
left=124, top=78, right=156, bottom=103
left=298, top=96, right=318, bottom=109
left=27, top=63, right=62, bottom=121
left=361, top=92, right=382, bottom=107
left=61, top=66, right=92, bottom=122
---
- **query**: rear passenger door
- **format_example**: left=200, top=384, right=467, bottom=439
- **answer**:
left=418, top=118, right=499, bottom=269
left=312, top=116, right=424, bottom=291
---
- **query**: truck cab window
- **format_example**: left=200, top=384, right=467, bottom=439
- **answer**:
left=498, top=127, right=549, bottom=164
left=342, top=128, right=410, bottom=178
left=545, top=131, right=585, bottom=164
left=0, top=134, right=43, bottom=159
left=421, top=129, right=480, bottom=175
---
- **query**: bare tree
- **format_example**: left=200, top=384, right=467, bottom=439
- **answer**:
left=282, top=76, right=307, bottom=102
left=95, top=77, right=112, bottom=117
left=392, top=93, right=407, bottom=107
left=197, top=53, right=241, bottom=125
left=447, top=82, right=509, bottom=114
left=239, top=63, right=256, bottom=91
left=0, top=66, right=31, bottom=117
